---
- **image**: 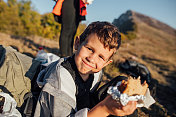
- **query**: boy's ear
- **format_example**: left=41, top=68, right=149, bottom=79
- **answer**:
left=103, top=59, right=113, bottom=67
left=74, top=36, right=80, bottom=50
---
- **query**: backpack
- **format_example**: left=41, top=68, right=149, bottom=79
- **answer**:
left=21, top=52, right=60, bottom=117
left=119, top=60, right=151, bottom=84
left=20, top=64, right=46, bottom=117
left=0, top=45, right=43, bottom=116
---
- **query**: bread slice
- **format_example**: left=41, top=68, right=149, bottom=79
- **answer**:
left=118, top=76, right=148, bottom=96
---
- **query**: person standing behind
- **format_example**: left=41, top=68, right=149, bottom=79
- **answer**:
left=52, top=0, right=93, bottom=57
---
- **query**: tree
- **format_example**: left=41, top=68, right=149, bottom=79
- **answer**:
left=0, top=0, right=23, bottom=35
left=40, top=13, right=61, bottom=39
left=0, top=0, right=86, bottom=40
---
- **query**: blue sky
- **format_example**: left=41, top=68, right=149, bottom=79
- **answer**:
left=31, top=0, right=176, bottom=29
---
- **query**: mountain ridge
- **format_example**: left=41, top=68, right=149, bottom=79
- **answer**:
left=113, top=10, right=176, bottom=36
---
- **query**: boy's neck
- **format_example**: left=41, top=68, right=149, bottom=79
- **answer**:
left=79, top=73, right=90, bottom=81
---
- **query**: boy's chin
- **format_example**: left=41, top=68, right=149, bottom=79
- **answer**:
left=80, top=71, right=92, bottom=75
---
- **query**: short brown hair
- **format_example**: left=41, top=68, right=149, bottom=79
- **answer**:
left=79, top=21, right=121, bottom=50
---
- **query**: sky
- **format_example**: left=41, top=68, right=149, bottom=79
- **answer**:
left=31, top=0, right=176, bottom=29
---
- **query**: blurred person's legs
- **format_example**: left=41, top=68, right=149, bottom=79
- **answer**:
left=59, top=0, right=79, bottom=57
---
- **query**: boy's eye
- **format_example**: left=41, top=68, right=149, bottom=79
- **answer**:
left=88, top=47, right=91, bottom=50
left=87, top=47, right=93, bottom=52
left=99, top=55, right=105, bottom=61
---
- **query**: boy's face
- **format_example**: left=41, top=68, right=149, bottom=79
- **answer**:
left=74, top=33, right=115, bottom=75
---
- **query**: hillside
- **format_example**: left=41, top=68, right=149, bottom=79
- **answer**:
left=0, top=10, right=176, bottom=117
left=0, top=33, right=59, bottom=57
left=111, top=10, right=176, bottom=116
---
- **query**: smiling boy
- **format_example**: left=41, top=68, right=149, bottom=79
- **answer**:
left=34, top=21, right=137, bottom=117
left=74, top=33, right=114, bottom=81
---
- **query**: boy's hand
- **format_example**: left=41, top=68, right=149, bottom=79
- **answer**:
left=102, top=95, right=137, bottom=116
left=88, top=95, right=137, bottom=117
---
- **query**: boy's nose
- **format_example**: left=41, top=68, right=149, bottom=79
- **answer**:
left=87, top=53, right=96, bottom=63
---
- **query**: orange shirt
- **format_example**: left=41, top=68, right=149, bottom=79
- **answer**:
left=52, top=0, right=87, bottom=16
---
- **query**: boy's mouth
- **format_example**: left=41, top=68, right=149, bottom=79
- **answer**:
left=82, top=60, right=95, bottom=69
